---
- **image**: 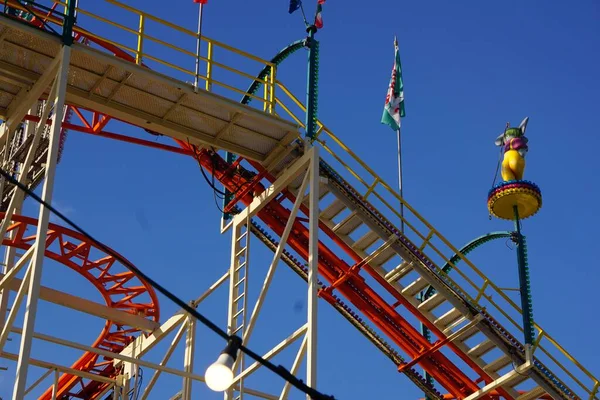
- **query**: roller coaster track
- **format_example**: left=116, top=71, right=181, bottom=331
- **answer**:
left=0, top=213, right=159, bottom=399
left=0, top=3, right=597, bottom=399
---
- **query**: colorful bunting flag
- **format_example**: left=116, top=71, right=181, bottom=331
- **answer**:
left=381, top=37, right=406, bottom=131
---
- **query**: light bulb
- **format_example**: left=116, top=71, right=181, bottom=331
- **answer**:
left=205, top=353, right=235, bottom=391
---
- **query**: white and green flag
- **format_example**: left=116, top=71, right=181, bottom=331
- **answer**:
left=381, top=37, right=405, bottom=130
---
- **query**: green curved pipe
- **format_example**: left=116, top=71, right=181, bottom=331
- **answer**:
left=418, top=231, right=513, bottom=395
left=423, top=231, right=514, bottom=300
left=241, top=39, right=307, bottom=106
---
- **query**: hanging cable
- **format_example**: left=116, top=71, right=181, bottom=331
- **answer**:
left=0, top=166, right=335, bottom=400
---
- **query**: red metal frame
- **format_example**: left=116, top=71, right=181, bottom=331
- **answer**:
left=190, top=150, right=504, bottom=399
left=6, top=6, right=517, bottom=398
left=0, top=213, right=159, bottom=399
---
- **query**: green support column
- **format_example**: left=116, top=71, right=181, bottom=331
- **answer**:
left=305, top=25, right=319, bottom=140
left=62, top=0, right=77, bottom=46
left=513, top=205, right=535, bottom=345
left=418, top=292, right=434, bottom=400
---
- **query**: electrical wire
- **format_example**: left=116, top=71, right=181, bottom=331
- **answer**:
left=0, top=166, right=335, bottom=400
left=190, top=145, right=258, bottom=215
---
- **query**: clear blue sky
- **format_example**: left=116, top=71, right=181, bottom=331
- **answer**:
left=3, top=0, right=599, bottom=398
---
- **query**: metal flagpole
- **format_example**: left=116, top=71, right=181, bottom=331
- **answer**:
left=194, top=2, right=204, bottom=93
left=392, top=36, right=405, bottom=234
left=396, top=127, right=404, bottom=233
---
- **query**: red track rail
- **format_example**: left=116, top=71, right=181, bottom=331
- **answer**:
left=0, top=213, right=159, bottom=399
left=188, top=148, right=507, bottom=399
left=6, top=6, right=512, bottom=398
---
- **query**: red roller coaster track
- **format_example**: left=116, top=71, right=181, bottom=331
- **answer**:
left=0, top=213, right=159, bottom=399
left=4, top=5, right=547, bottom=400
left=10, top=16, right=498, bottom=400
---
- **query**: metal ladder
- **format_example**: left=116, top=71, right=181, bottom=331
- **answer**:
left=228, top=216, right=251, bottom=400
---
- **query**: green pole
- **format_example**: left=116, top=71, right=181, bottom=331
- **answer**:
left=513, top=205, right=535, bottom=345
left=418, top=292, right=434, bottom=399
left=305, top=25, right=319, bottom=140
left=62, top=0, right=77, bottom=46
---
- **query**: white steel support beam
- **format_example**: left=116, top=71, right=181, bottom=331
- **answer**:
left=279, top=335, right=307, bottom=400
left=24, top=367, right=53, bottom=397
left=0, top=265, right=32, bottom=353
left=12, top=45, right=71, bottom=400
left=140, top=322, right=188, bottom=400
left=1, top=350, right=116, bottom=385
left=119, top=313, right=187, bottom=360
left=190, top=271, right=229, bottom=307
left=306, top=145, right=319, bottom=397
left=182, top=316, right=196, bottom=400
left=232, top=150, right=313, bottom=226
left=233, top=324, right=307, bottom=385
left=0, top=241, right=32, bottom=329
left=9, top=327, right=207, bottom=382
left=0, top=123, right=9, bottom=200
left=0, top=246, right=34, bottom=291
left=0, top=272, right=159, bottom=332
left=0, top=82, right=60, bottom=242
left=242, top=168, right=310, bottom=344
left=51, top=369, right=59, bottom=400
left=0, top=52, right=61, bottom=145
left=463, top=346, right=533, bottom=400
left=0, top=103, right=33, bottom=217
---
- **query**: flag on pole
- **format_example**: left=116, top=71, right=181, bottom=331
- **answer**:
left=314, top=3, right=324, bottom=28
left=381, top=37, right=406, bottom=130
left=289, top=0, right=302, bottom=13
left=193, top=0, right=208, bottom=3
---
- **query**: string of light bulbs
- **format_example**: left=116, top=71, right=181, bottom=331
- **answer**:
left=0, top=166, right=336, bottom=400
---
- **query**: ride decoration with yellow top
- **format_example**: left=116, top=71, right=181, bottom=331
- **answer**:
left=487, top=117, right=542, bottom=220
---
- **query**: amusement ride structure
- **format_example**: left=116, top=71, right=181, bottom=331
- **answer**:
left=0, top=1, right=597, bottom=399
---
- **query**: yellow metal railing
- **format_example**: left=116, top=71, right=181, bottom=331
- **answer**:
left=26, top=0, right=277, bottom=112
left=275, top=81, right=599, bottom=399
left=7, top=1, right=596, bottom=397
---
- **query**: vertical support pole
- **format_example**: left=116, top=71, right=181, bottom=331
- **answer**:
left=306, top=146, right=319, bottom=398
left=0, top=123, right=11, bottom=207
left=182, top=316, right=196, bottom=400
left=513, top=205, right=534, bottom=346
left=62, top=0, right=76, bottom=46
left=263, top=74, right=269, bottom=112
left=0, top=111, right=29, bottom=327
left=51, top=369, right=58, bottom=400
left=136, top=15, right=145, bottom=65
left=11, top=45, right=71, bottom=400
left=418, top=292, right=433, bottom=399
left=396, top=128, right=405, bottom=233
left=269, top=65, right=276, bottom=113
left=0, top=249, right=12, bottom=344
left=304, top=26, right=318, bottom=140
left=193, top=3, right=204, bottom=93
left=205, top=41, right=213, bottom=92
left=222, top=151, right=235, bottom=224
left=225, top=223, right=240, bottom=400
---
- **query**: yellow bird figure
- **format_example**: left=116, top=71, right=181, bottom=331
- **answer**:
left=494, top=117, right=529, bottom=181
